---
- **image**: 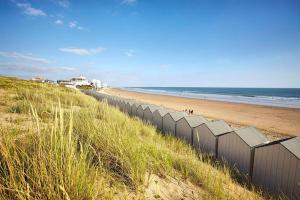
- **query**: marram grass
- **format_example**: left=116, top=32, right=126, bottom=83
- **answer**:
left=0, top=76, right=269, bottom=199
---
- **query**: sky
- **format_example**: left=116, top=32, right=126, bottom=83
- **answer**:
left=0, top=0, right=300, bottom=87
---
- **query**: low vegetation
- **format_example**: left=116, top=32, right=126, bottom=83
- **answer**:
left=0, top=76, right=268, bottom=199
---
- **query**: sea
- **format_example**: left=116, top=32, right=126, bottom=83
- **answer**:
left=124, top=87, right=300, bottom=109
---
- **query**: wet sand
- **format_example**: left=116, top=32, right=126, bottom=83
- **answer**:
left=103, top=88, right=300, bottom=139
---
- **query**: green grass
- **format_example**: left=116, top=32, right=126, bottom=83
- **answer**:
left=0, top=76, right=268, bottom=199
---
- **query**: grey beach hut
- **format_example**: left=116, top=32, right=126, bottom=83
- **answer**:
left=252, top=136, right=300, bottom=200
left=162, top=112, right=188, bottom=135
left=152, top=108, right=175, bottom=131
left=193, top=120, right=233, bottom=157
left=176, top=115, right=208, bottom=144
left=218, top=127, right=269, bottom=176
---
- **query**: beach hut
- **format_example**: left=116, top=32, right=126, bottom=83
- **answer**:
left=252, top=137, right=300, bottom=199
left=176, top=115, right=208, bottom=144
left=193, top=120, right=233, bottom=157
left=125, top=101, right=135, bottom=115
left=131, top=102, right=143, bottom=117
left=136, top=104, right=150, bottom=119
left=143, top=105, right=161, bottom=123
left=162, top=112, right=188, bottom=135
left=118, top=99, right=127, bottom=112
left=152, top=108, right=175, bottom=130
left=218, top=127, right=269, bottom=176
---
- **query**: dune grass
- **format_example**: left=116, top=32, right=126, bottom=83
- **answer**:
left=0, top=76, right=268, bottom=199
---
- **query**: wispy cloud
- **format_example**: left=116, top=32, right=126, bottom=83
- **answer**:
left=55, top=19, right=63, bottom=25
left=68, top=21, right=88, bottom=31
left=0, top=51, right=52, bottom=64
left=124, top=49, right=135, bottom=57
left=122, top=0, right=137, bottom=5
left=0, top=63, right=76, bottom=73
left=59, top=47, right=106, bottom=55
left=56, top=0, right=70, bottom=8
left=15, top=2, right=46, bottom=16
left=69, top=21, right=77, bottom=28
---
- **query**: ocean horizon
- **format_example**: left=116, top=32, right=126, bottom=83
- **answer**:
left=124, top=87, right=300, bottom=109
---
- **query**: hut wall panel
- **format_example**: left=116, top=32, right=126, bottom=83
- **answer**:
left=137, top=107, right=144, bottom=119
left=144, top=110, right=153, bottom=123
left=193, top=125, right=217, bottom=155
left=252, top=147, right=265, bottom=187
left=293, top=161, right=300, bottom=199
left=269, top=144, right=280, bottom=192
left=274, top=144, right=284, bottom=192
left=131, top=105, right=138, bottom=116
left=125, top=104, right=131, bottom=115
left=176, top=119, right=192, bottom=144
left=287, top=154, right=298, bottom=198
left=280, top=147, right=292, bottom=195
left=162, top=115, right=176, bottom=135
left=218, top=133, right=251, bottom=175
left=153, top=113, right=163, bottom=130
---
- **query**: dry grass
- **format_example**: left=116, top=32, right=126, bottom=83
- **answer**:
left=0, top=76, right=271, bottom=199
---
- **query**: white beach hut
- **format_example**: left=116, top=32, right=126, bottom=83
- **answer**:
left=162, top=112, right=188, bottom=135
left=176, top=115, right=208, bottom=144
left=152, top=108, right=175, bottom=130
left=252, top=137, right=300, bottom=199
left=218, top=127, right=269, bottom=176
left=193, top=120, right=233, bottom=156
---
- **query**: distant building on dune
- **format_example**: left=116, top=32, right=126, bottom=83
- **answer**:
left=32, top=77, right=55, bottom=84
left=91, top=79, right=102, bottom=89
left=70, top=76, right=90, bottom=86
left=57, top=79, right=72, bottom=85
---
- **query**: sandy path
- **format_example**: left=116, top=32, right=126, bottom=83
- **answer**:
left=104, top=88, right=300, bottom=138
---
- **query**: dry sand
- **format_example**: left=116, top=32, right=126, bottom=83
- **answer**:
left=103, top=88, right=300, bottom=139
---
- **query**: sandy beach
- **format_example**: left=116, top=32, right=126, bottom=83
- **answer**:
left=103, top=88, right=300, bottom=139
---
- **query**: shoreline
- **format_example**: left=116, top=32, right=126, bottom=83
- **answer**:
left=124, top=87, right=300, bottom=109
left=103, top=87, right=300, bottom=139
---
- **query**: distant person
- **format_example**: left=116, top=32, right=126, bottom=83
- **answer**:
left=191, top=110, right=194, bottom=115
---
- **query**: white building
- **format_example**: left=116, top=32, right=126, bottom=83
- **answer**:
left=70, top=76, right=90, bottom=86
left=91, top=79, right=102, bottom=89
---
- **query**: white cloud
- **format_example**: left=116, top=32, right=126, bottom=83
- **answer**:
left=0, top=51, right=52, bottom=64
left=69, top=21, right=77, bottom=28
left=16, top=3, right=46, bottom=16
left=68, top=21, right=88, bottom=31
left=55, top=19, right=63, bottom=25
left=0, top=63, right=76, bottom=73
left=59, top=47, right=106, bottom=55
left=56, top=0, right=70, bottom=8
left=124, top=49, right=135, bottom=57
left=122, top=0, right=137, bottom=5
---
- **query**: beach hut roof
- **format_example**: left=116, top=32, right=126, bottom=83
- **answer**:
left=182, top=115, right=207, bottom=128
left=168, top=112, right=188, bottom=121
left=147, top=105, right=162, bottom=113
left=139, top=104, right=150, bottom=110
left=234, top=127, right=269, bottom=147
left=126, top=101, right=136, bottom=106
left=281, top=136, right=300, bottom=159
left=133, top=102, right=144, bottom=107
left=155, top=108, right=175, bottom=117
left=205, top=120, right=233, bottom=136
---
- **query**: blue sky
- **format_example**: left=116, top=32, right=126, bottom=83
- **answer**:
left=0, top=0, right=300, bottom=87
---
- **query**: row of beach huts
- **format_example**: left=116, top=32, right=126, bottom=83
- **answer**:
left=85, top=90, right=300, bottom=200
